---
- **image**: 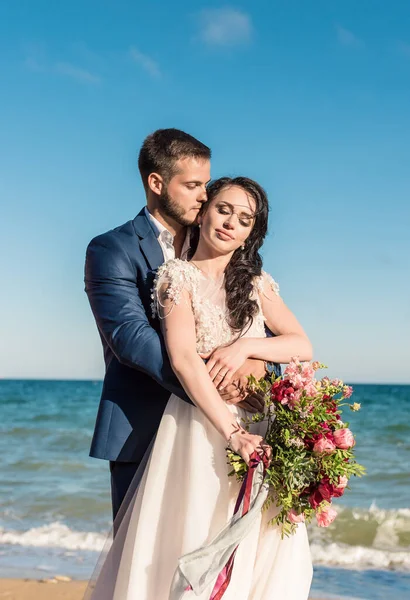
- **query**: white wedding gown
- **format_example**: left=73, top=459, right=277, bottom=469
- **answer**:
left=87, top=259, right=313, bottom=600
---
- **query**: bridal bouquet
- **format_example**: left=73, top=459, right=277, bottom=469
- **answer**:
left=227, top=358, right=366, bottom=537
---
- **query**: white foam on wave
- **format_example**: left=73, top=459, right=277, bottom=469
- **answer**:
left=1, top=515, right=410, bottom=573
left=307, top=503, right=410, bottom=571
left=311, top=540, right=410, bottom=571
left=334, top=503, right=410, bottom=527
left=354, top=504, right=410, bottom=522
left=0, top=522, right=106, bottom=552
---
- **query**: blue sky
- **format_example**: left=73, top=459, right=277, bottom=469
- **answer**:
left=0, top=0, right=409, bottom=383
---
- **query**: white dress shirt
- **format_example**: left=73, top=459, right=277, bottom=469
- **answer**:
left=144, top=207, right=191, bottom=261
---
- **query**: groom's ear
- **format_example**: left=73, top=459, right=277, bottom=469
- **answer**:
left=148, top=172, right=164, bottom=196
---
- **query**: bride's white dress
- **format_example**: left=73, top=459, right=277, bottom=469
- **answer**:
left=89, top=259, right=313, bottom=600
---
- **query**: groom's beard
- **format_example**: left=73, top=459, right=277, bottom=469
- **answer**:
left=159, top=188, right=198, bottom=227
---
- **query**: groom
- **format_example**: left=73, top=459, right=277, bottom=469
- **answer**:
left=85, top=128, right=272, bottom=521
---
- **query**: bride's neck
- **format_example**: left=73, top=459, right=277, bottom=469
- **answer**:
left=190, top=243, right=233, bottom=280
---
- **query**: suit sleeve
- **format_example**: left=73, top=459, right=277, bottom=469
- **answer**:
left=84, top=234, right=191, bottom=402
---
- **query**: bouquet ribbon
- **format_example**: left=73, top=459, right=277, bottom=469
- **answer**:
left=169, top=451, right=270, bottom=599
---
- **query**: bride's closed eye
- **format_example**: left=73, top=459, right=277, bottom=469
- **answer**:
left=216, top=203, right=253, bottom=227
left=216, top=204, right=230, bottom=215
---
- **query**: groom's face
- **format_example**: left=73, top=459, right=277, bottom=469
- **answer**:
left=160, top=157, right=211, bottom=227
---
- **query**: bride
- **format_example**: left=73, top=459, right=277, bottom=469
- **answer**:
left=87, top=176, right=313, bottom=599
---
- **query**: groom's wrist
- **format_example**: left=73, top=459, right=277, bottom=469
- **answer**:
left=264, top=361, right=276, bottom=376
left=264, top=361, right=281, bottom=380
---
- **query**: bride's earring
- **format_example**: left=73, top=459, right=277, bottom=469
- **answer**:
left=241, top=244, right=245, bottom=250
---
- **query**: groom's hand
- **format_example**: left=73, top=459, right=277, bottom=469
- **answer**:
left=221, top=386, right=266, bottom=413
left=219, top=358, right=267, bottom=413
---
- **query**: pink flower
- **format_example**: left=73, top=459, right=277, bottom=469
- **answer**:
left=293, top=373, right=305, bottom=388
left=313, top=436, right=336, bottom=454
left=288, top=509, right=305, bottom=523
left=316, top=506, right=337, bottom=527
left=339, top=474, right=348, bottom=488
left=331, top=378, right=343, bottom=387
left=333, top=428, right=355, bottom=449
left=332, top=475, right=348, bottom=498
left=301, top=362, right=315, bottom=381
left=305, top=382, right=318, bottom=397
left=285, top=358, right=318, bottom=393
left=343, top=385, right=353, bottom=399
left=284, top=358, right=301, bottom=378
left=312, top=361, right=321, bottom=370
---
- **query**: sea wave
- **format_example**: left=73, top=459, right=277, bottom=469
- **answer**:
left=309, top=504, right=410, bottom=544
left=307, top=504, right=410, bottom=571
left=0, top=522, right=106, bottom=552
left=311, top=540, right=410, bottom=571
left=1, top=505, right=410, bottom=572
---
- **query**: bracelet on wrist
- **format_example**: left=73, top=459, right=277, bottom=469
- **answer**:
left=226, top=421, right=244, bottom=450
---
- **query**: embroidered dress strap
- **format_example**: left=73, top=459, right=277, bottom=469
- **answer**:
left=151, top=258, right=201, bottom=319
left=255, top=270, right=280, bottom=299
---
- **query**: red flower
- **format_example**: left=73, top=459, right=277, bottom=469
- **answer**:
left=304, top=434, right=318, bottom=450
left=314, top=476, right=348, bottom=501
left=271, top=380, right=297, bottom=406
left=319, top=421, right=331, bottom=431
left=309, top=488, right=324, bottom=509
left=324, top=431, right=336, bottom=443
left=318, top=477, right=335, bottom=501
left=325, top=401, right=338, bottom=415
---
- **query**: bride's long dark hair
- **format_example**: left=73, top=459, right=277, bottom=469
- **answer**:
left=189, top=176, right=269, bottom=335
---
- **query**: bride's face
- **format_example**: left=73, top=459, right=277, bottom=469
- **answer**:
left=199, top=186, right=256, bottom=254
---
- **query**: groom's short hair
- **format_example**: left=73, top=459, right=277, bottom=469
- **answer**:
left=138, top=128, right=211, bottom=192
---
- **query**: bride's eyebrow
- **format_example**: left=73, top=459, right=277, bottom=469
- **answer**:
left=218, top=201, right=255, bottom=219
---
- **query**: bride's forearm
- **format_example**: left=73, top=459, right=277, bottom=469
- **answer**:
left=170, top=353, right=240, bottom=440
left=243, top=334, right=313, bottom=364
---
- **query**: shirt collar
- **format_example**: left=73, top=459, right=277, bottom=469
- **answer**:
left=144, top=206, right=172, bottom=240
left=144, top=206, right=191, bottom=259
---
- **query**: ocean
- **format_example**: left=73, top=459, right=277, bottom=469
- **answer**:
left=0, top=380, right=409, bottom=599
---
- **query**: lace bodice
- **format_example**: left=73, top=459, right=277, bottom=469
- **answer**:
left=151, top=259, right=280, bottom=354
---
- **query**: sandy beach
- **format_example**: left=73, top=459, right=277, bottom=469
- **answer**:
left=0, top=579, right=87, bottom=599
left=0, top=579, right=325, bottom=599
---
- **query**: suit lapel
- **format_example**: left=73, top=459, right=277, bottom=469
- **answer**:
left=132, top=209, right=164, bottom=271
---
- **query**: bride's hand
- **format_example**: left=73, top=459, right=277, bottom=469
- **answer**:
left=228, top=428, right=271, bottom=466
left=201, top=339, right=251, bottom=391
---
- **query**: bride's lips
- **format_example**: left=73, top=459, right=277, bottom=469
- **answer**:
left=215, top=229, right=235, bottom=241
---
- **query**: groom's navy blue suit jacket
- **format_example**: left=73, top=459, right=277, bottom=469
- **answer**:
left=85, top=209, right=191, bottom=464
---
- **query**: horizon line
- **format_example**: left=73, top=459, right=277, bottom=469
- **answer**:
left=1, top=378, right=409, bottom=386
